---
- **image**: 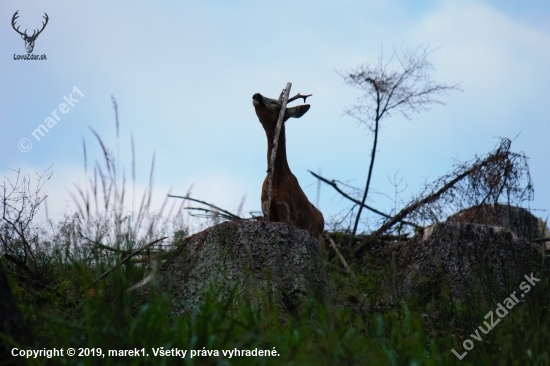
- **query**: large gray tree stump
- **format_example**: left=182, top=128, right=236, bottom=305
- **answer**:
left=396, top=221, right=549, bottom=306
left=153, top=220, right=329, bottom=319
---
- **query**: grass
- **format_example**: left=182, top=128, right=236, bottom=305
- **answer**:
left=2, top=110, right=549, bottom=365
left=2, top=232, right=549, bottom=365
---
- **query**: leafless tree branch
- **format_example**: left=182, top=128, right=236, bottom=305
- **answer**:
left=308, top=170, right=420, bottom=229
left=1, top=167, right=53, bottom=273
left=371, top=138, right=532, bottom=236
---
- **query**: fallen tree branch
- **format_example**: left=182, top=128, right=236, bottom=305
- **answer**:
left=86, top=236, right=167, bottom=291
left=184, top=206, right=237, bottom=221
left=371, top=151, right=508, bottom=237
left=168, top=194, right=242, bottom=220
left=308, top=170, right=420, bottom=230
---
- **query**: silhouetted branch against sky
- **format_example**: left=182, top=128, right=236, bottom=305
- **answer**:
left=339, top=45, right=463, bottom=131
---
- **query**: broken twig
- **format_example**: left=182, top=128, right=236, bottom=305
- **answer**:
left=323, top=233, right=353, bottom=276
left=86, top=236, right=167, bottom=291
left=168, top=194, right=242, bottom=220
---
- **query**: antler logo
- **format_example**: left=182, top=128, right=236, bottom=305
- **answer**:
left=11, top=10, right=49, bottom=54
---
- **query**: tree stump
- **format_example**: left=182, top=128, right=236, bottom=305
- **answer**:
left=396, top=222, right=549, bottom=306
left=152, top=220, right=329, bottom=319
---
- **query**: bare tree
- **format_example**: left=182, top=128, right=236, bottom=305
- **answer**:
left=339, top=45, right=461, bottom=236
left=1, top=167, right=52, bottom=280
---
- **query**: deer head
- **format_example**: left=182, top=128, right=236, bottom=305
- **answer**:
left=252, top=92, right=312, bottom=133
left=12, top=11, right=49, bottom=54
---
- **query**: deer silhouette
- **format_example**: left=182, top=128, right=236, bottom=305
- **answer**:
left=12, top=11, right=49, bottom=54
left=252, top=91, right=324, bottom=239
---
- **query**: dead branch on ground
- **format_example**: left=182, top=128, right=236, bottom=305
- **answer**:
left=371, top=138, right=532, bottom=238
left=86, top=236, right=167, bottom=291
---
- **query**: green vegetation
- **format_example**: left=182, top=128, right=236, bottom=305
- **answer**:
left=2, top=117, right=548, bottom=365
left=2, top=225, right=549, bottom=365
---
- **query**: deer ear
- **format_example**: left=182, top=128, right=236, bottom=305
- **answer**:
left=285, top=105, right=310, bottom=120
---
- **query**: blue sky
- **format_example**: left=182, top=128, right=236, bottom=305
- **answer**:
left=1, top=0, right=549, bottom=232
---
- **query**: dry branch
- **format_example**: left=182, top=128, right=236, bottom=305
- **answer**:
left=372, top=172, right=471, bottom=237
left=371, top=142, right=520, bottom=237
left=168, top=194, right=242, bottom=220
left=323, top=232, right=353, bottom=276
left=265, top=82, right=292, bottom=220
left=86, top=236, right=167, bottom=291
left=185, top=207, right=235, bottom=220
left=287, top=93, right=312, bottom=104
left=308, top=170, right=420, bottom=229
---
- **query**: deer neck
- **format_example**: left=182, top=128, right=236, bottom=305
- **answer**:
left=266, top=124, right=291, bottom=181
